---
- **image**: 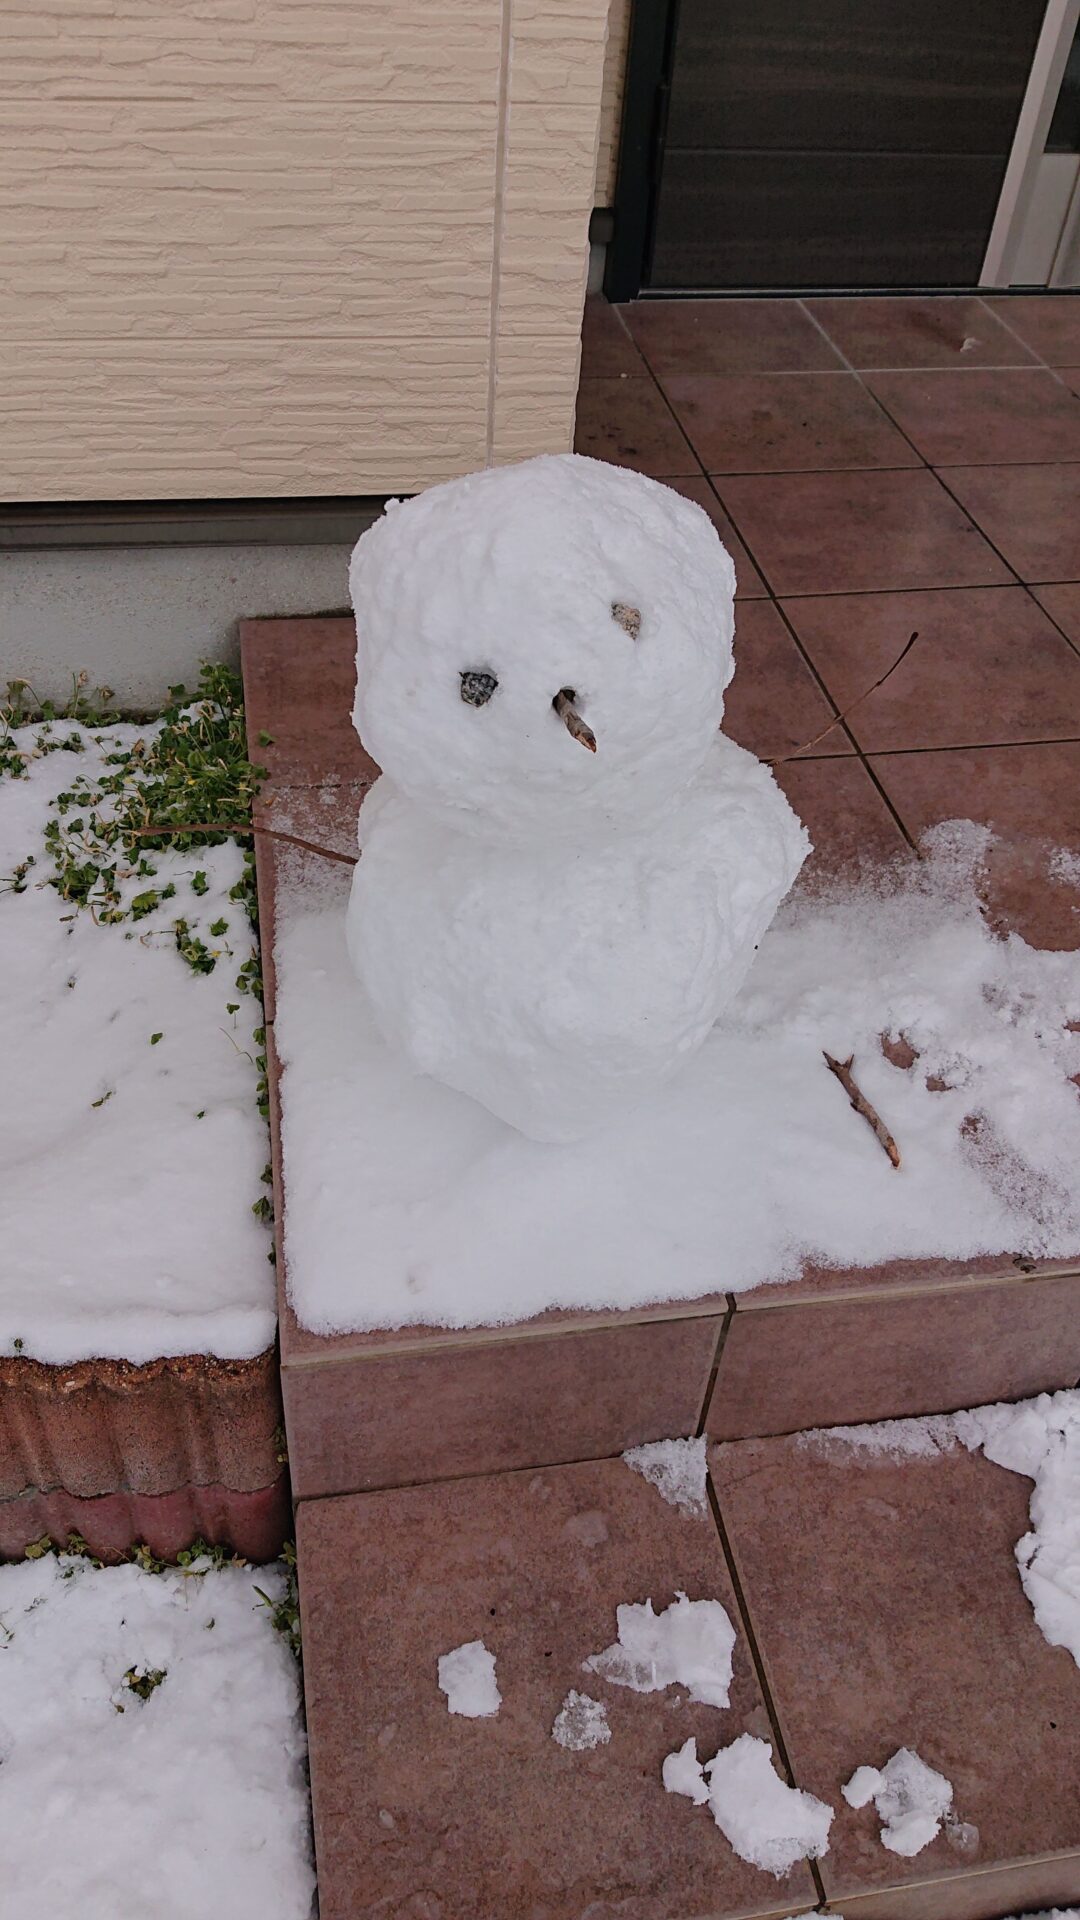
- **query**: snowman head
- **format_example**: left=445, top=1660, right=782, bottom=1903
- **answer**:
left=350, top=454, right=736, bottom=841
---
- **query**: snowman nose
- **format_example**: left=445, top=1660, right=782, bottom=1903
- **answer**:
left=552, top=688, right=597, bottom=753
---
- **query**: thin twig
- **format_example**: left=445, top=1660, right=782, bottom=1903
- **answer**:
left=128, top=822, right=358, bottom=865
left=771, top=631, right=919, bottom=763
left=823, top=1051, right=902, bottom=1169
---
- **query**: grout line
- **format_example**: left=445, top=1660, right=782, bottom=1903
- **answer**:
left=704, top=1472, right=828, bottom=1910
left=694, top=1298, right=735, bottom=1437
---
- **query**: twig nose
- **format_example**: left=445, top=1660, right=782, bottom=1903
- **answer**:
left=552, top=688, right=597, bottom=752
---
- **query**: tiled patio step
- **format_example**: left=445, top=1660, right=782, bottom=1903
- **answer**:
left=0, top=1475, right=290, bottom=1564
left=244, top=615, right=1080, bottom=1499
left=297, top=1437, right=1080, bottom=1920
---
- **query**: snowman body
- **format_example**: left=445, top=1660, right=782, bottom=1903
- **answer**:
left=345, top=454, right=809, bottom=1143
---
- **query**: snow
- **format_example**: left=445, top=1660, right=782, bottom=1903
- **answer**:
left=0, top=1552, right=314, bottom=1919
left=583, top=1592, right=735, bottom=1708
left=843, top=1748, right=954, bottom=1856
left=437, top=1639, right=501, bottom=1718
left=276, top=824, right=1080, bottom=1335
left=800, top=1387, right=1080, bottom=1672
left=664, top=1732, right=833, bottom=1876
left=0, top=721, right=274, bottom=1364
left=624, top=1436, right=709, bottom=1516
left=551, top=1690, right=611, bottom=1751
left=347, top=458, right=805, bottom=1141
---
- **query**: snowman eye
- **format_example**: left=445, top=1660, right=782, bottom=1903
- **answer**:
left=612, top=602, right=641, bottom=639
left=460, top=670, right=499, bottom=708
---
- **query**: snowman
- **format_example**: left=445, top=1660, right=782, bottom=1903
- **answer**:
left=345, top=454, right=809, bottom=1143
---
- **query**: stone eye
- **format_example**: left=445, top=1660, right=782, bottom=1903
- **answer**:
left=612, top=602, right=641, bottom=639
left=460, top=670, right=499, bottom=707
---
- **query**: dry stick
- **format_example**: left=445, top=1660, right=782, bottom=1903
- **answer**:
left=771, top=630, right=919, bottom=764
left=128, top=821, right=358, bottom=865
left=823, top=1051, right=902, bottom=1169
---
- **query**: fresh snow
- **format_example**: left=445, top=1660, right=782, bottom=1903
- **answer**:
left=275, top=825, right=1080, bottom=1335
left=0, top=721, right=273, bottom=1364
left=801, top=1387, right=1080, bottom=1669
left=437, top=1639, right=501, bottom=1718
left=0, top=1553, right=314, bottom=1919
left=583, top=1592, right=735, bottom=1708
left=624, top=1437, right=708, bottom=1515
left=664, top=1732, right=833, bottom=1876
left=551, top=1690, right=611, bottom=1751
left=843, top=1748, right=954, bottom=1856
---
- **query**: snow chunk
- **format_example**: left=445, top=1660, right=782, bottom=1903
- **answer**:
left=665, top=1733, right=833, bottom=1876
left=624, top=1437, right=708, bottom=1515
left=955, top=1387, right=1080, bottom=1667
left=437, top=1640, right=501, bottom=1718
left=0, top=1554, right=314, bottom=1920
left=843, top=1748, right=953, bottom=1857
left=799, top=1413, right=960, bottom=1465
left=551, top=1690, right=610, bottom=1751
left=583, top=1592, right=735, bottom=1708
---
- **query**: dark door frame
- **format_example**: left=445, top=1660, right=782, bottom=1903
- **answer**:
left=603, top=0, right=678, bottom=302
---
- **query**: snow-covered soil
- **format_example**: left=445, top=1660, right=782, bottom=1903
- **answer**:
left=276, top=823, right=1080, bottom=1334
left=0, top=716, right=273, bottom=1363
left=0, top=1552, right=314, bottom=1919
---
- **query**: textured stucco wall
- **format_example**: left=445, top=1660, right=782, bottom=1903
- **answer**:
left=595, top=0, right=631, bottom=205
left=1, top=0, right=608, bottom=501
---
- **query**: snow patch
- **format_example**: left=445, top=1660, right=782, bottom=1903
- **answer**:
left=665, top=1732, right=833, bottom=1876
left=583, top=1592, right=735, bottom=1708
left=437, top=1639, right=501, bottom=1718
left=276, top=829, right=1080, bottom=1336
left=843, top=1748, right=953, bottom=1856
left=0, top=1554, right=313, bottom=1919
left=623, top=1437, right=708, bottom=1515
left=551, top=1690, right=610, bottom=1751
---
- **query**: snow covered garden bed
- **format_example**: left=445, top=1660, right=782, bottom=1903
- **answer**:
left=0, top=674, right=283, bottom=1560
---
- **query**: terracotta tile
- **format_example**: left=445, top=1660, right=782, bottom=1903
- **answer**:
left=772, top=756, right=910, bottom=876
left=805, top=296, right=1038, bottom=370
left=0, top=1348, right=283, bottom=1502
left=1032, top=579, right=1080, bottom=644
left=658, top=475, right=767, bottom=596
left=710, top=1429, right=1080, bottom=1918
left=985, top=292, right=1080, bottom=364
left=580, top=296, right=648, bottom=378
left=573, top=375, right=699, bottom=476
left=282, top=1312, right=721, bottom=1499
left=783, top=585, right=1080, bottom=752
left=871, top=741, right=1080, bottom=947
left=662, top=372, right=917, bottom=474
left=0, top=1475, right=290, bottom=1565
left=298, top=1457, right=817, bottom=1920
left=1064, top=366, right=1080, bottom=399
left=944, top=463, right=1080, bottom=581
left=724, top=600, right=851, bottom=762
left=707, top=1270, right=1080, bottom=1440
left=240, top=614, right=376, bottom=793
left=866, top=368, right=1080, bottom=465
left=715, top=470, right=1011, bottom=596
left=623, top=296, right=843, bottom=378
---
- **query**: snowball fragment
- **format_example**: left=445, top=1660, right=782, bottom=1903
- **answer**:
left=623, top=1437, right=708, bottom=1516
left=843, top=1748, right=953, bottom=1856
left=551, top=1691, right=610, bottom=1752
left=583, top=1593, right=735, bottom=1708
left=437, top=1640, right=501, bottom=1719
left=665, top=1732, right=833, bottom=1876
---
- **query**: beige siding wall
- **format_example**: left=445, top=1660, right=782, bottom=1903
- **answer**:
left=2, top=0, right=607, bottom=501
left=595, top=0, right=631, bottom=205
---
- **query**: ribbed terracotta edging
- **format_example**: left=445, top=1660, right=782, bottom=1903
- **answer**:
left=0, top=1347, right=284, bottom=1501
left=0, top=1474, right=291, bottom=1564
